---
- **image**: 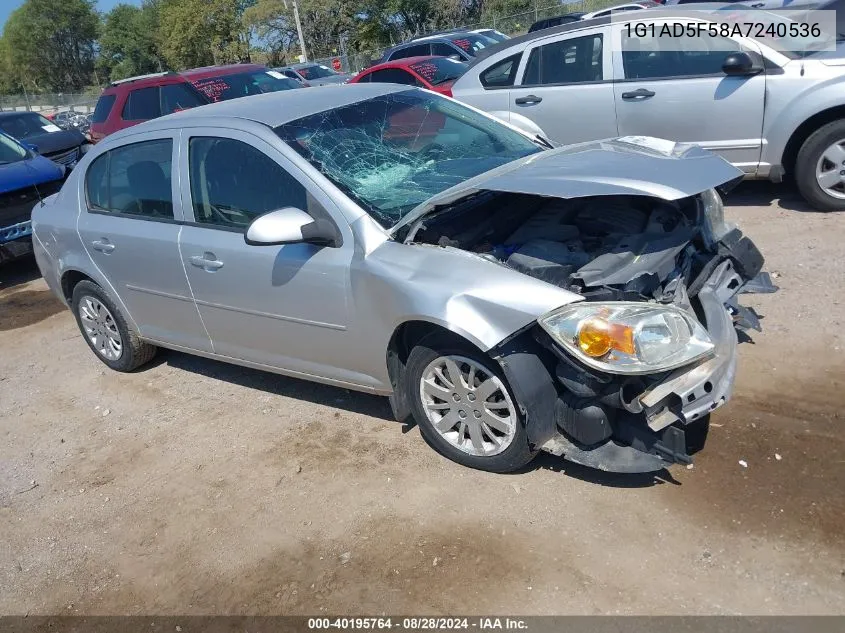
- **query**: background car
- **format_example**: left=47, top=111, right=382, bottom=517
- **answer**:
left=451, top=8, right=845, bottom=211
left=274, top=62, right=352, bottom=86
left=88, top=64, right=302, bottom=142
left=0, top=131, right=65, bottom=264
left=0, top=111, right=88, bottom=170
left=377, top=32, right=496, bottom=63
left=350, top=56, right=468, bottom=96
left=32, top=85, right=764, bottom=474
left=582, top=1, right=661, bottom=18
left=528, top=13, right=586, bottom=33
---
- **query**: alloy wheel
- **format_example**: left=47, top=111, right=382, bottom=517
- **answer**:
left=815, top=139, right=845, bottom=199
left=78, top=295, right=123, bottom=361
left=419, top=355, right=517, bottom=457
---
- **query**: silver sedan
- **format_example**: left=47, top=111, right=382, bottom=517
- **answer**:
left=32, top=84, right=767, bottom=474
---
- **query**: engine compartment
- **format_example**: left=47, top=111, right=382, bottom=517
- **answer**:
left=410, top=191, right=710, bottom=302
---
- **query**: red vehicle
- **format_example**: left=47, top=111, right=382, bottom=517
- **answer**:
left=88, top=64, right=301, bottom=142
left=349, top=56, right=468, bottom=97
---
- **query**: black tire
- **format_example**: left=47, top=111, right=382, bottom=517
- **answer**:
left=795, top=119, right=845, bottom=211
left=71, top=280, right=157, bottom=372
left=405, top=337, right=537, bottom=473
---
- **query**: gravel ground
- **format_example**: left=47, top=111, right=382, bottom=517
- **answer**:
left=0, top=182, right=843, bottom=615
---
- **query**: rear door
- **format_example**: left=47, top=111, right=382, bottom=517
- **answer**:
left=611, top=19, right=765, bottom=172
left=507, top=26, right=618, bottom=144
left=77, top=134, right=211, bottom=351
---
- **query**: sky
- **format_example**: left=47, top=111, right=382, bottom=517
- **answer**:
left=1, top=0, right=141, bottom=33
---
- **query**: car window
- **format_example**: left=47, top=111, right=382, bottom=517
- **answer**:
left=431, top=42, right=457, bottom=57
left=0, top=133, right=28, bottom=164
left=86, top=139, right=174, bottom=219
left=188, top=137, right=308, bottom=229
left=447, top=34, right=492, bottom=56
left=160, top=83, right=206, bottom=114
left=122, top=87, right=161, bottom=120
left=621, top=26, right=741, bottom=79
left=409, top=58, right=467, bottom=85
left=92, top=94, right=116, bottom=124
left=190, top=71, right=300, bottom=103
left=480, top=53, right=522, bottom=88
left=523, top=34, right=604, bottom=85
left=368, top=68, right=421, bottom=86
left=276, top=90, right=540, bottom=228
left=390, top=44, right=430, bottom=60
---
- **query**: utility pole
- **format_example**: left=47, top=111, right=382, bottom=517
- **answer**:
left=283, top=0, right=308, bottom=62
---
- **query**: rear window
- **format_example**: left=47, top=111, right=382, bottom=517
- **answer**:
left=190, top=70, right=300, bottom=103
left=447, top=33, right=491, bottom=56
left=408, top=58, right=467, bottom=86
left=122, top=87, right=161, bottom=120
left=92, top=94, right=116, bottom=124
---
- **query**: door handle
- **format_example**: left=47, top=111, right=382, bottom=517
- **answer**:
left=621, top=88, right=656, bottom=100
left=514, top=94, right=543, bottom=105
left=91, top=239, right=115, bottom=254
left=190, top=253, right=224, bottom=271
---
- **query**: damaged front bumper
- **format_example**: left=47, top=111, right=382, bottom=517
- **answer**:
left=494, top=233, right=769, bottom=474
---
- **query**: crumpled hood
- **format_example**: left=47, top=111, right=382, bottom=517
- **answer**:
left=392, top=136, right=743, bottom=236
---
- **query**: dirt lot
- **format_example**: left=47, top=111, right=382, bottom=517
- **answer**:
left=0, top=182, right=843, bottom=615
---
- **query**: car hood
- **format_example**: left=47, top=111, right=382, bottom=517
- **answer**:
left=391, top=136, right=743, bottom=236
left=0, top=155, right=64, bottom=195
left=24, top=129, right=85, bottom=155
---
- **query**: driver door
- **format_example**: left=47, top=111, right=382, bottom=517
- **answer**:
left=176, top=128, right=357, bottom=382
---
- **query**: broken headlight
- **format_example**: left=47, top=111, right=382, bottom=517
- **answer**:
left=701, top=188, right=733, bottom=244
left=538, top=303, right=714, bottom=375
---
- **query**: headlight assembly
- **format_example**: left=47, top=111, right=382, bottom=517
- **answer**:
left=538, top=302, right=714, bottom=375
left=701, top=188, right=733, bottom=243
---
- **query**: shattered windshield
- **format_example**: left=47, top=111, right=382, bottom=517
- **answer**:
left=275, top=90, right=540, bottom=228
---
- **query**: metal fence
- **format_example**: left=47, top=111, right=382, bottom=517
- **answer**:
left=0, top=93, right=96, bottom=115
left=311, top=0, right=623, bottom=73
left=0, top=0, right=624, bottom=100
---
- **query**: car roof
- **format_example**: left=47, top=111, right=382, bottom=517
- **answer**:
left=102, top=64, right=267, bottom=92
left=120, top=83, right=408, bottom=137
left=473, top=4, right=739, bottom=63
left=0, top=111, right=40, bottom=118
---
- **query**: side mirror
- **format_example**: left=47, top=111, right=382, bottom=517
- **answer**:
left=448, top=54, right=462, bottom=61
left=24, top=143, right=39, bottom=153
left=722, top=51, right=763, bottom=76
left=245, top=207, right=338, bottom=247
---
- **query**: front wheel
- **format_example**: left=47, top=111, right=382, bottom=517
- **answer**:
left=405, top=339, right=537, bottom=473
left=795, top=119, right=845, bottom=211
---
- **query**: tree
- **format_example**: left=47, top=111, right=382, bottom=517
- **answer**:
left=99, top=1, right=165, bottom=82
left=158, top=0, right=252, bottom=70
left=2, top=0, right=99, bottom=92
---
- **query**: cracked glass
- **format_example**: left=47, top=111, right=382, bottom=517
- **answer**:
left=275, top=90, right=540, bottom=228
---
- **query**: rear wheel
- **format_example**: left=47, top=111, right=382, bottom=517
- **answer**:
left=71, top=280, right=157, bottom=372
left=795, top=119, right=845, bottom=211
left=405, top=339, right=536, bottom=473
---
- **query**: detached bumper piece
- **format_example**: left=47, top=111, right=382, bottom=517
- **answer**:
left=0, top=221, right=33, bottom=264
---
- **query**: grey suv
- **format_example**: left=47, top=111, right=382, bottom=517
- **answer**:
left=452, top=9, right=845, bottom=210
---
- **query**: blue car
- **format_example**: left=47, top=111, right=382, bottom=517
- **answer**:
left=0, top=131, right=65, bottom=264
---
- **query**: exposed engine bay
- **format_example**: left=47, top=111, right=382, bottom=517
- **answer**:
left=406, top=190, right=771, bottom=472
left=409, top=191, right=763, bottom=308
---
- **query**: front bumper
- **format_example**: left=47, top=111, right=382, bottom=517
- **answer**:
left=496, top=243, right=765, bottom=474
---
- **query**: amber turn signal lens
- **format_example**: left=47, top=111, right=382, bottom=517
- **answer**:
left=577, top=318, right=636, bottom=358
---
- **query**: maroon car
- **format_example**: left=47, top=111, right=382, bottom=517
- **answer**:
left=88, top=64, right=301, bottom=142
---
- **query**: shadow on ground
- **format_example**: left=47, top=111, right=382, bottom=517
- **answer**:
left=165, top=350, right=395, bottom=421
left=724, top=180, right=825, bottom=213
left=0, top=256, right=42, bottom=291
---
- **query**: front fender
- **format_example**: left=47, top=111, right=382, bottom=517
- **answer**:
left=763, top=79, right=845, bottom=167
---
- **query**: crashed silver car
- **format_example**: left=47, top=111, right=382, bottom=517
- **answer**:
left=31, top=85, right=767, bottom=473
